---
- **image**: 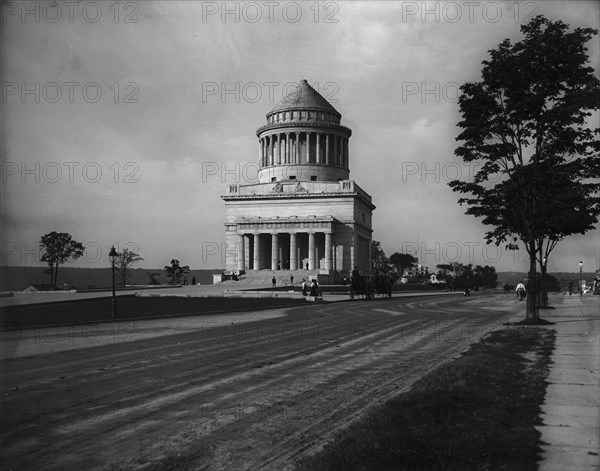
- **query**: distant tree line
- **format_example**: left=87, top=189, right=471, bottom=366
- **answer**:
left=370, top=240, right=498, bottom=290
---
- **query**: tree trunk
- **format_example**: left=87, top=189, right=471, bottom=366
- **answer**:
left=540, top=263, right=548, bottom=308
left=526, top=242, right=538, bottom=320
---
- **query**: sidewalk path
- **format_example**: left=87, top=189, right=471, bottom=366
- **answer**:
left=511, top=293, right=599, bottom=470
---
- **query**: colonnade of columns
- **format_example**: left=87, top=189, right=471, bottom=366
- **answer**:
left=258, top=132, right=349, bottom=168
left=237, top=231, right=333, bottom=272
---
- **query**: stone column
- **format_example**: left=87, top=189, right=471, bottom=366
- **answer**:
left=237, top=234, right=245, bottom=271
left=308, top=232, right=316, bottom=270
left=324, top=232, right=332, bottom=270
left=271, top=233, right=279, bottom=270
left=306, top=132, right=311, bottom=163
left=325, top=134, right=330, bottom=165
left=316, top=133, right=321, bottom=164
left=295, top=132, right=300, bottom=164
left=264, top=138, right=268, bottom=167
left=259, top=139, right=264, bottom=167
left=333, top=135, right=338, bottom=166
left=244, top=234, right=251, bottom=269
left=266, top=136, right=271, bottom=166
left=344, top=138, right=349, bottom=168
left=289, top=233, right=297, bottom=270
left=253, top=233, right=260, bottom=270
left=285, top=133, right=290, bottom=164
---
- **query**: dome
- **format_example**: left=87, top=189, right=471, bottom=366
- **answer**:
left=268, top=79, right=341, bottom=118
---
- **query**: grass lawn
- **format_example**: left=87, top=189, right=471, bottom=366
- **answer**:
left=297, top=326, right=555, bottom=470
left=0, top=295, right=309, bottom=329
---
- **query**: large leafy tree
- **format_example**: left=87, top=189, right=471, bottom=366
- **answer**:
left=436, top=263, right=455, bottom=288
left=164, top=259, right=190, bottom=285
left=147, top=272, right=161, bottom=285
left=371, top=240, right=390, bottom=274
left=40, top=232, right=85, bottom=288
left=115, top=248, right=144, bottom=287
left=474, top=265, right=498, bottom=290
left=449, top=16, right=600, bottom=319
left=389, top=252, right=418, bottom=278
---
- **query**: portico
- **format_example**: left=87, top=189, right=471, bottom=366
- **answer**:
left=230, top=216, right=336, bottom=272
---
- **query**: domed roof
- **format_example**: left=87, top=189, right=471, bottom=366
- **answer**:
left=268, top=79, right=340, bottom=117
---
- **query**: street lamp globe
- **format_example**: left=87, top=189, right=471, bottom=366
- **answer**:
left=109, top=246, right=119, bottom=264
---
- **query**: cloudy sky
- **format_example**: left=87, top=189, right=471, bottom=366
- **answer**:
left=1, top=0, right=599, bottom=273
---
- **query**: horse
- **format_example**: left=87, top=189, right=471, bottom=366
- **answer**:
left=349, top=275, right=374, bottom=300
left=373, top=274, right=393, bottom=299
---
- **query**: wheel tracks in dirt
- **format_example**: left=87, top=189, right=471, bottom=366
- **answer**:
left=146, top=317, right=501, bottom=470
left=240, top=329, right=481, bottom=471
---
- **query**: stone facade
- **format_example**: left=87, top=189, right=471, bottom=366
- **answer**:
left=222, top=80, right=375, bottom=279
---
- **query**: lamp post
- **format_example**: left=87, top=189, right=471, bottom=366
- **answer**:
left=109, top=246, right=118, bottom=318
left=579, top=261, right=583, bottom=296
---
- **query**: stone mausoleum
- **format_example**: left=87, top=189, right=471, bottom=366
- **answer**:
left=222, top=80, right=374, bottom=282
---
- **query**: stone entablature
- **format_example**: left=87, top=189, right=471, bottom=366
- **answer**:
left=266, top=110, right=341, bottom=124
left=224, top=179, right=373, bottom=205
left=227, top=215, right=335, bottom=233
left=256, top=121, right=351, bottom=135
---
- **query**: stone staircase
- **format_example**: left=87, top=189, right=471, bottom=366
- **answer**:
left=220, top=270, right=322, bottom=288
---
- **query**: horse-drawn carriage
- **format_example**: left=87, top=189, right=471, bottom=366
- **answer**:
left=349, top=273, right=393, bottom=300
left=372, top=274, right=393, bottom=299
left=349, top=274, right=374, bottom=300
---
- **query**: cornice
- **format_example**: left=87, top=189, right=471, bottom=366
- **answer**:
left=222, top=191, right=375, bottom=210
left=256, top=121, right=352, bottom=137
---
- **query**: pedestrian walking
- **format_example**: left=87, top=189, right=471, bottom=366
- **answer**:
left=516, top=281, right=526, bottom=301
left=310, top=279, right=318, bottom=296
left=301, top=279, right=307, bottom=296
left=272, top=276, right=276, bottom=288
left=290, top=274, right=294, bottom=286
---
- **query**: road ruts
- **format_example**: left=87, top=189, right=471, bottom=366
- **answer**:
left=0, top=293, right=523, bottom=470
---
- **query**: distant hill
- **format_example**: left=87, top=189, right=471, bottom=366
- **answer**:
left=496, top=272, right=528, bottom=286
left=0, top=266, right=223, bottom=292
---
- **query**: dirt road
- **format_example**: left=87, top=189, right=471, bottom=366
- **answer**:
left=1, top=293, right=524, bottom=470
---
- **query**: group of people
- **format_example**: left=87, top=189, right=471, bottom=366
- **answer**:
left=301, top=278, right=321, bottom=296
left=271, top=274, right=321, bottom=296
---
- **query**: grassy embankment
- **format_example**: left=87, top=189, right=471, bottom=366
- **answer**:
left=0, top=295, right=309, bottom=329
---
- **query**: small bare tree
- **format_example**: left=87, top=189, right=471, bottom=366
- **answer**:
left=115, top=248, right=144, bottom=287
